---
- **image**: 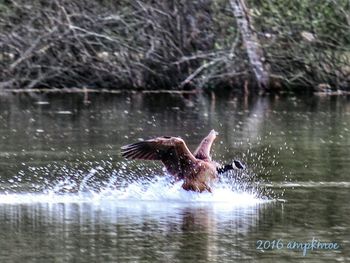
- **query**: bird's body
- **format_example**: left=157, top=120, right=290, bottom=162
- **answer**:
left=121, top=130, right=244, bottom=193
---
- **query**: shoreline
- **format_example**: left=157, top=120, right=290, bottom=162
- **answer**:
left=1, top=88, right=349, bottom=96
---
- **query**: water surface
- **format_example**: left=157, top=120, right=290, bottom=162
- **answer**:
left=0, top=93, right=349, bottom=262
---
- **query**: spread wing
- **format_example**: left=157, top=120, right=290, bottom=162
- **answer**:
left=193, top=129, right=218, bottom=161
left=121, top=136, right=197, bottom=178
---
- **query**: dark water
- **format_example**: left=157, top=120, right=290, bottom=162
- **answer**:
left=0, top=92, right=349, bottom=262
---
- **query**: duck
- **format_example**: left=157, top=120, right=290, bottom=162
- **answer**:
left=121, top=129, right=245, bottom=193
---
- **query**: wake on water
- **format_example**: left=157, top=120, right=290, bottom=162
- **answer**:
left=0, top=165, right=270, bottom=207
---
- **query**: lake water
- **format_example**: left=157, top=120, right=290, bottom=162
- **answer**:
left=0, top=92, right=349, bottom=262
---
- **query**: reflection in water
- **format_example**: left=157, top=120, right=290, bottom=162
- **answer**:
left=0, top=196, right=270, bottom=262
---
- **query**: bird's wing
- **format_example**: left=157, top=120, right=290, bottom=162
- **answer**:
left=193, top=129, right=218, bottom=161
left=121, top=136, right=197, bottom=177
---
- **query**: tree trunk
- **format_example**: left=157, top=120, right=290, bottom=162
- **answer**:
left=229, top=0, right=269, bottom=91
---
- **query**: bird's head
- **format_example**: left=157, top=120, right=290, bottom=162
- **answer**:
left=232, top=160, right=245, bottom=170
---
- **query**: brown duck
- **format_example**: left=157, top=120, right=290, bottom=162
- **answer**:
left=121, top=130, right=245, bottom=193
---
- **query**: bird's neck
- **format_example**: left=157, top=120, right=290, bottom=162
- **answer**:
left=217, top=164, right=233, bottom=174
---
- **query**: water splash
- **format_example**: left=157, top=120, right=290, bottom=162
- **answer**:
left=97, top=175, right=266, bottom=205
left=0, top=163, right=270, bottom=206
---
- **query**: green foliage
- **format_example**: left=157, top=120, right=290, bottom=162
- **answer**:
left=249, top=0, right=350, bottom=90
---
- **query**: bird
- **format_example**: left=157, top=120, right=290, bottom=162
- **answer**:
left=121, top=130, right=245, bottom=193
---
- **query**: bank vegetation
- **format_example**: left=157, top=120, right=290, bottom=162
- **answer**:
left=0, top=0, right=349, bottom=93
